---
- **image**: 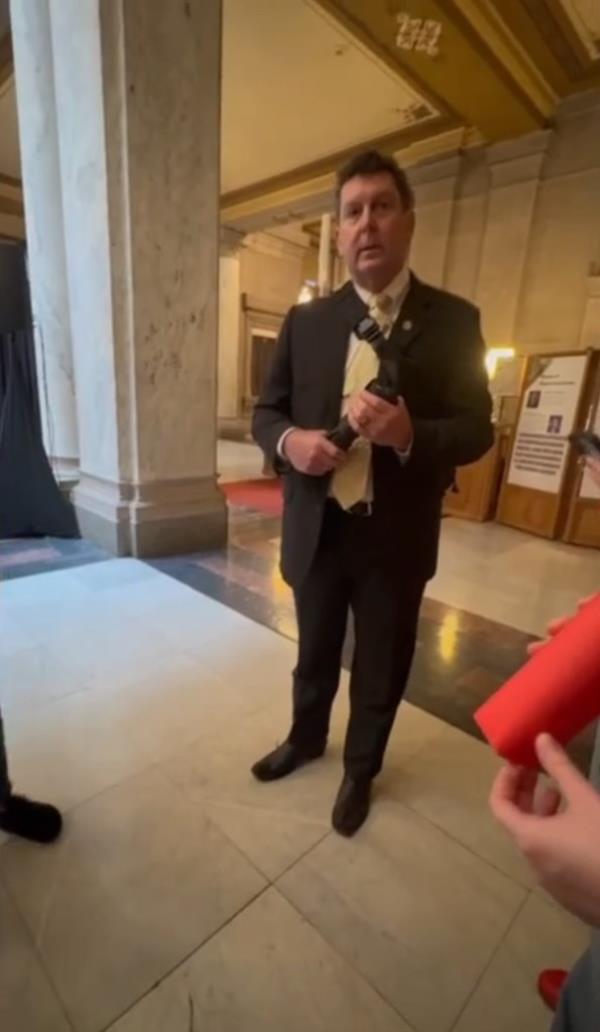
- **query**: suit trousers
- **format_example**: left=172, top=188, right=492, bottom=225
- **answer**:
left=551, top=943, right=599, bottom=1032
left=288, top=501, right=425, bottom=780
left=0, top=710, right=11, bottom=806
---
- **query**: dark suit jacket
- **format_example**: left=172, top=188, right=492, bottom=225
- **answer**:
left=253, top=275, right=494, bottom=588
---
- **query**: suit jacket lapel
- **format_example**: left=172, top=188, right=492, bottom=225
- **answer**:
left=321, top=276, right=431, bottom=425
left=387, top=274, right=430, bottom=358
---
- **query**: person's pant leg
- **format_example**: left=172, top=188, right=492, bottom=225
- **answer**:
left=551, top=943, right=600, bottom=1032
left=344, top=562, right=425, bottom=780
left=289, top=518, right=351, bottom=752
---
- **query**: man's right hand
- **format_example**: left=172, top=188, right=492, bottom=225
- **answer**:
left=283, top=429, right=343, bottom=476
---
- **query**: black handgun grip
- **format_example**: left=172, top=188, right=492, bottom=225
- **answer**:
left=326, top=379, right=398, bottom=451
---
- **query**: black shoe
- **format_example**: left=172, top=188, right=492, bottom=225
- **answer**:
left=0, top=794, right=63, bottom=844
left=251, top=740, right=325, bottom=783
left=331, top=775, right=372, bottom=837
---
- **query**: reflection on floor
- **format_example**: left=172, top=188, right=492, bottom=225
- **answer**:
left=3, top=495, right=599, bottom=767
left=152, top=505, right=597, bottom=769
left=0, top=534, right=110, bottom=581
left=0, top=559, right=588, bottom=1032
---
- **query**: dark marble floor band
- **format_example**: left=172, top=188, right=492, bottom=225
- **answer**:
left=2, top=504, right=594, bottom=768
left=151, top=505, right=595, bottom=769
left=0, top=535, right=111, bottom=580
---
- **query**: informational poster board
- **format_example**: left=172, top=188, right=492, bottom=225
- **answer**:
left=507, top=355, right=588, bottom=494
left=497, top=351, right=593, bottom=540
left=561, top=351, right=600, bottom=549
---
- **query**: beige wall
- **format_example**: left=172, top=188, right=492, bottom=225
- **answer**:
left=217, top=230, right=307, bottom=423
left=240, top=230, right=306, bottom=311
left=411, top=91, right=600, bottom=356
left=218, top=253, right=241, bottom=421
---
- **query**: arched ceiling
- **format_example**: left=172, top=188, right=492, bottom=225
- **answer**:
left=1, top=0, right=600, bottom=239
left=221, top=0, right=438, bottom=195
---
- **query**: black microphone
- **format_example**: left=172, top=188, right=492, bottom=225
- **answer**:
left=327, top=315, right=398, bottom=451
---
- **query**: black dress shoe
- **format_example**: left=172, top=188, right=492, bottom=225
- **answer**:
left=331, top=775, right=372, bottom=837
left=0, top=795, right=63, bottom=844
left=251, top=741, right=325, bottom=782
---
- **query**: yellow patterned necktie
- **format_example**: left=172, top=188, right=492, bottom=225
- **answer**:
left=330, top=293, right=394, bottom=510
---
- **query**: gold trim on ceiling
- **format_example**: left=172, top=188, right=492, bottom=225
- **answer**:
left=305, top=0, right=454, bottom=118
left=437, top=0, right=557, bottom=117
left=0, top=171, right=21, bottom=190
left=221, top=114, right=458, bottom=215
left=520, top=0, right=596, bottom=77
left=0, top=194, right=23, bottom=217
left=0, top=31, right=12, bottom=91
left=307, top=0, right=548, bottom=140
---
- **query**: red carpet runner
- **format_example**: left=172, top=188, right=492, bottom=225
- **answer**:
left=221, top=478, right=283, bottom=517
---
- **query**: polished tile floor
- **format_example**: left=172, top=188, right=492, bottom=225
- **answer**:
left=0, top=557, right=591, bottom=1032
left=151, top=504, right=599, bottom=768
left=2, top=439, right=599, bottom=1031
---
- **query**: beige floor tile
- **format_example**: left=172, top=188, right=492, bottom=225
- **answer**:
left=0, top=880, right=71, bottom=1032
left=0, top=767, right=265, bottom=1032
left=453, top=895, right=589, bottom=1032
left=217, top=439, right=265, bottom=483
left=6, top=650, right=270, bottom=812
left=202, top=799, right=329, bottom=882
left=390, top=722, right=534, bottom=887
left=1, top=642, right=93, bottom=718
left=162, top=685, right=451, bottom=881
left=161, top=704, right=339, bottom=877
left=430, top=519, right=600, bottom=637
left=108, top=888, right=411, bottom=1032
left=279, top=800, right=525, bottom=1032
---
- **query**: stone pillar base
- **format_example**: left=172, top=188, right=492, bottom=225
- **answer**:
left=50, top=456, right=80, bottom=490
left=73, top=474, right=228, bottom=558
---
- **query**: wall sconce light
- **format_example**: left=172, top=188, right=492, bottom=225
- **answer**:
left=485, top=347, right=516, bottom=380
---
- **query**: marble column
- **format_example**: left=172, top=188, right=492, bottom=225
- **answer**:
left=48, top=0, right=226, bottom=556
left=409, top=153, right=462, bottom=288
left=218, top=226, right=244, bottom=424
left=318, top=213, right=333, bottom=296
left=476, top=130, right=552, bottom=344
left=9, top=0, right=79, bottom=485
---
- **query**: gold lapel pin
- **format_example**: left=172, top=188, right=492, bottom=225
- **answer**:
left=402, top=319, right=413, bottom=331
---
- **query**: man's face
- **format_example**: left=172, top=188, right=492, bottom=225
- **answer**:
left=337, top=172, right=415, bottom=292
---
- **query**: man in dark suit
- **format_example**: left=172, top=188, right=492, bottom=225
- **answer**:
left=251, top=149, right=493, bottom=836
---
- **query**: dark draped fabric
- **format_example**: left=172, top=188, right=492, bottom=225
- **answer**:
left=0, top=243, right=78, bottom=539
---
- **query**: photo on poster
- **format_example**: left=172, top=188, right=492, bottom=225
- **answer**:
left=507, top=354, right=588, bottom=494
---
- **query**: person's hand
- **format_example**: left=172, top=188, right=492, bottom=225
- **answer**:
left=347, top=391, right=413, bottom=450
left=283, top=429, right=343, bottom=476
left=527, top=597, right=596, bottom=657
left=490, top=733, right=600, bottom=927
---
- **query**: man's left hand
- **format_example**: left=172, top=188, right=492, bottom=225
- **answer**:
left=348, top=390, right=413, bottom=450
